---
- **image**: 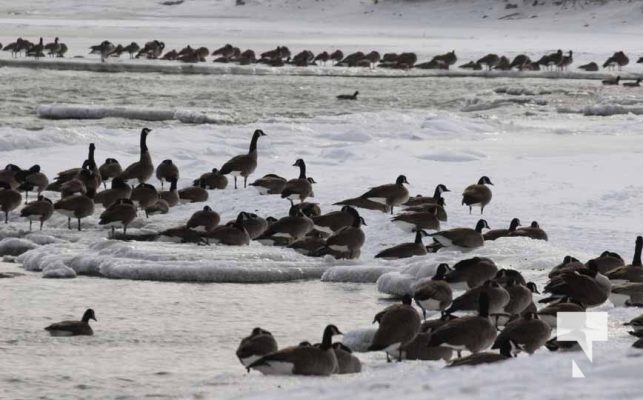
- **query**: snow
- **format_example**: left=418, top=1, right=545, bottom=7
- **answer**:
left=1, top=0, right=643, bottom=398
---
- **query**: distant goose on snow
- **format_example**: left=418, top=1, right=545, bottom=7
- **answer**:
left=281, top=159, right=314, bottom=204
left=509, top=220, right=548, bottom=241
left=236, top=328, right=278, bottom=367
left=623, top=79, right=642, bottom=88
left=413, top=263, right=453, bottom=318
left=98, top=158, right=122, bottom=189
left=45, top=308, right=96, bottom=336
left=53, top=193, right=95, bottom=231
left=155, top=159, right=179, bottom=189
left=375, top=229, right=428, bottom=259
left=578, top=61, right=599, bottom=72
left=354, top=174, right=410, bottom=215
left=427, top=219, right=490, bottom=252
left=178, top=179, right=209, bottom=203
left=195, top=168, right=228, bottom=190
left=99, top=198, right=137, bottom=236
left=20, top=195, right=53, bottom=231
left=337, top=91, right=359, bottom=100
left=483, top=218, right=521, bottom=241
left=602, top=75, right=620, bottom=85
left=219, top=129, right=266, bottom=189
left=461, top=176, right=493, bottom=214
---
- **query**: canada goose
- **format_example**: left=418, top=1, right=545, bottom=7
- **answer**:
left=603, top=51, right=629, bottom=70
left=119, top=128, right=153, bottom=184
left=47, top=145, right=95, bottom=191
left=159, top=225, right=206, bottom=245
left=146, top=198, right=169, bottom=216
left=54, top=194, right=95, bottom=231
left=447, top=337, right=518, bottom=367
left=232, top=212, right=269, bottom=239
left=403, top=197, right=448, bottom=222
left=311, top=205, right=356, bottom=235
left=368, top=295, right=421, bottom=362
left=537, top=298, right=586, bottom=328
left=333, top=196, right=390, bottom=213
left=509, top=54, right=531, bottom=70
left=136, top=40, right=164, bottom=59
left=476, top=53, right=500, bottom=70
left=195, top=168, right=228, bottom=190
left=446, top=280, right=510, bottom=315
left=159, top=177, right=179, bottom=207
left=428, top=219, right=490, bottom=252
left=45, top=309, right=96, bottom=336
left=493, top=56, right=511, bottom=71
left=493, top=312, right=551, bottom=354
left=356, top=175, right=410, bottom=215
left=44, top=37, right=60, bottom=57
left=288, top=231, right=327, bottom=256
left=402, top=184, right=450, bottom=206
left=329, top=50, right=343, bottom=64
left=98, top=158, right=122, bottom=189
left=624, top=314, right=643, bottom=333
left=503, top=280, right=535, bottom=316
left=459, top=61, right=482, bottom=70
left=26, top=37, right=44, bottom=59
left=443, top=257, right=498, bottom=290
left=256, top=207, right=313, bottom=245
left=602, top=75, right=620, bottom=85
left=462, top=176, right=493, bottom=214
left=413, top=263, right=453, bottom=319
left=247, top=324, right=342, bottom=376
left=337, top=91, right=359, bottom=100
left=16, top=164, right=48, bottom=201
left=606, top=236, right=643, bottom=283
left=123, top=42, right=140, bottom=58
left=538, top=49, right=563, bottom=70
left=187, top=206, right=220, bottom=234
left=219, top=129, right=266, bottom=189
left=495, top=268, right=527, bottom=286
left=205, top=212, right=251, bottom=246
left=541, top=261, right=611, bottom=307
left=94, top=178, right=132, bottom=208
left=212, top=44, right=233, bottom=57
left=314, top=51, right=330, bottom=65
left=20, top=195, right=53, bottom=231
left=250, top=173, right=286, bottom=195
left=56, top=43, right=68, bottom=58
left=509, top=220, right=548, bottom=241
left=557, top=50, right=573, bottom=70
left=321, top=207, right=366, bottom=259
left=428, top=292, right=497, bottom=357
left=236, top=327, right=278, bottom=367
left=0, top=182, right=23, bottom=223
left=623, top=79, right=642, bottom=88
left=610, top=283, right=643, bottom=307
left=331, top=343, right=362, bottom=374
left=375, top=229, right=428, bottom=259
left=61, top=177, right=87, bottom=198
left=130, top=183, right=158, bottom=213
left=155, top=159, right=179, bottom=189
left=281, top=159, right=314, bottom=204
left=399, top=331, right=453, bottom=361
left=419, top=313, right=458, bottom=333
left=107, top=44, right=124, bottom=58
left=483, top=218, right=521, bottom=241
left=178, top=179, right=209, bottom=203
left=0, top=164, right=22, bottom=189
left=548, top=255, right=585, bottom=279
left=99, top=198, right=137, bottom=236
left=161, top=49, right=178, bottom=61
left=391, top=209, right=440, bottom=233
left=578, top=61, right=599, bottom=72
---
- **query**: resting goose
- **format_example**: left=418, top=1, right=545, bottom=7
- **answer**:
left=588, top=249, right=625, bottom=274
left=250, top=173, right=286, bottom=195
left=219, top=129, right=266, bottom=189
left=606, top=236, right=643, bottom=283
left=155, top=159, right=179, bottom=189
left=391, top=208, right=440, bottom=233
left=483, top=218, right=521, bottom=241
left=446, top=280, right=510, bottom=315
left=94, top=178, right=132, bottom=208
left=98, top=158, right=122, bottom=189
left=187, top=206, right=220, bottom=234
left=256, top=207, right=313, bottom=245
left=402, top=184, right=450, bottom=206
left=462, top=176, right=493, bottom=214
left=281, top=159, right=314, bottom=204
left=541, top=261, right=611, bottom=307
left=20, top=195, right=53, bottom=231
left=205, top=212, right=251, bottom=246
left=195, top=168, right=228, bottom=190
left=375, top=229, right=428, bottom=259
left=493, top=312, right=551, bottom=354
left=99, top=198, right=137, bottom=236
left=537, top=298, right=586, bottom=328
left=509, top=220, right=548, bottom=241
left=447, top=337, right=518, bottom=367
left=178, top=179, right=209, bottom=203
left=45, top=309, right=96, bottom=336
left=247, top=324, right=342, bottom=376
left=321, top=206, right=366, bottom=259
left=236, top=327, right=278, bottom=367
left=368, top=295, right=421, bottom=362
left=332, top=343, right=362, bottom=374
left=444, top=257, right=498, bottom=290
left=427, top=219, right=490, bottom=252
left=413, top=263, right=453, bottom=319
left=311, top=205, right=356, bottom=235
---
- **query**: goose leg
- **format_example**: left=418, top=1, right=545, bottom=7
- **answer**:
left=40, top=220, right=44, bottom=230
left=160, top=180, right=164, bottom=190
left=111, top=226, right=115, bottom=238
left=233, top=177, right=238, bottom=190
left=29, top=220, right=32, bottom=231
left=422, top=307, right=427, bottom=320
left=77, top=218, right=82, bottom=231
left=457, top=350, right=462, bottom=358
left=480, top=206, right=484, bottom=215
left=103, top=181, right=107, bottom=190
left=123, top=225, right=127, bottom=235
left=4, top=212, right=7, bottom=224
left=67, top=217, right=71, bottom=230
left=244, top=176, right=247, bottom=188
left=468, top=206, right=472, bottom=214
left=386, top=353, right=391, bottom=363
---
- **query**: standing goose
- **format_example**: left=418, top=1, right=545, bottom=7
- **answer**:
left=356, top=175, right=410, bottom=215
left=224, top=212, right=269, bottom=240
left=402, top=184, right=450, bottom=206
left=509, top=221, right=548, bottom=241
left=16, top=164, right=49, bottom=201
left=45, top=309, right=96, bottom=336
left=123, top=42, right=140, bottom=59
left=445, top=280, right=510, bottom=315
left=159, top=177, right=179, bottom=207
left=368, top=295, right=421, bottom=362
left=462, top=176, right=493, bottom=214
left=311, top=205, right=356, bottom=235
left=606, top=236, right=643, bottom=283
left=256, top=207, right=313, bottom=245
left=0, top=182, right=22, bottom=223
left=391, top=208, right=440, bottom=233
left=20, top=195, right=53, bottom=231
left=98, top=158, right=122, bottom=189
left=332, top=343, right=362, bottom=374
left=247, top=324, right=342, bottom=376
left=130, top=183, right=159, bottom=213
left=250, top=173, right=286, bottom=195
left=447, top=337, right=518, bottom=367
left=413, top=263, right=453, bottom=319
left=195, top=168, right=228, bottom=190
left=444, top=257, right=498, bottom=290
left=374, top=229, right=428, bottom=259
left=205, top=212, right=251, bottom=246
left=492, top=312, right=551, bottom=354
left=47, top=143, right=97, bottom=191
left=94, top=178, right=132, bottom=208
left=99, top=198, right=137, bottom=236
left=281, top=159, right=314, bottom=205
left=119, top=128, right=153, bottom=184
left=502, top=280, right=536, bottom=317
left=236, top=327, right=278, bottom=367
left=483, top=218, right=521, bottom=241
left=61, top=175, right=87, bottom=198
left=321, top=206, right=366, bottom=259
left=428, top=219, right=490, bottom=252
left=155, top=159, right=179, bottom=189
left=427, top=292, right=497, bottom=357
left=187, top=206, right=220, bottom=234
left=178, top=179, right=209, bottom=203
left=0, top=164, right=22, bottom=189
left=54, top=194, right=95, bottom=231
left=219, top=129, right=266, bottom=189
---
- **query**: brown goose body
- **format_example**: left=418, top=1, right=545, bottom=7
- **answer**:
left=375, top=230, right=428, bottom=259
left=257, top=207, right=313, bottom=245
left=155, top=159, right=179, bottom=189
left=402, top=184, right=450, bottom=206
left=61, top=178, right=87, bottom=198
left=219, top=129, right=265, bottom=189
left=400, top=332, right=453, bottom=361
left=493, top=313, right=551, bottom=354
left=429, top=219, right=489, bottom=252
left=178, top=180, right=209, bottom=203
left=462, top=176, right=493, bottom=214
left=537, top=299, right=585, bottom=328
left=311, top=206, right=355, bottom=234
left=444, top=256, right=498, bottom=290
left=99, top=198, right=137, bottom=235
left=368, top=295, right=421, bottom=361
left=391, top=210, right=440, bottom=233
left=17, top=164, right=49, bottom=200
left=447, top=338, right=516, bottom=367
left=413, top=263, right=453, bottom=318
left=196, top=168, right=228, bottom=190
left=587, top=251, right=624, bottom=274
left=446, top=280, right=510, bottom=315
left=403, top=199, right=447, bottom=221
left=205, top=212, right=251, bottom=246
left=20, top=195, right=53, bottom=230
left=509, top=221, right=548, bottom=241
left=281, top=159, right=314, bottom=204
left=483, top=218, right=521, bottom=241
left=119, top=128, right=154, bottom=184
left=145, top=199, right=169, bottom=216
left=0, top=183, right=22, bottom=223
left=187, top=206, right=220, bottom=233
left=606, top=236, right=643, bottom=283
left=250, top=173, right=286, bottom=195
left=236, top=327, right=278, bottom=367
left=45, top=309, right=96, bottom=336
left=332, top=343, right=362, bottom=374
left=131, top=183, right=158, bottom=210
left=53, top=194, right=95, bottom=230
left=333, top=196, right=390, bottom=213
left=610, top=283, right=643, bottom=307
left=358, top=175, right=409, bottom=215
left=322, top=207, right=365, bottom=259
left=94, top=178, right=131, bottom=208
left=233, top=212, right=269, bottom=239
left=503, top=280, right=535, bottom=316
left=159, top=178, right=179, bottom=207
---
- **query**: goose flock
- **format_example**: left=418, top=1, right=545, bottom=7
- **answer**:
left=3, top=36, right=643, bottom=78
left=1, top=122, right=638, bottom=375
